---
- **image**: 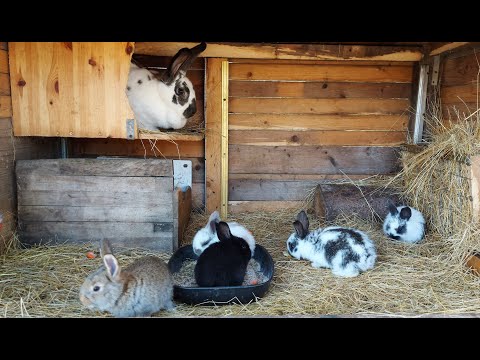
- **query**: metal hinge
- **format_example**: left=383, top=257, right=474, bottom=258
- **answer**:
left=173, top=160, right=192, bottom=190
left=126, top=119, right=135, bottom=140
left=431, top=56, right=440, bottom=86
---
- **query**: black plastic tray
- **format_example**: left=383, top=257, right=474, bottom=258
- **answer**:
left=168, top=244, right=274, bottom=305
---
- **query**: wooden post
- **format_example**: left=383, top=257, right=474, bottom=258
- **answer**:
left=205, top=58, right=226, bottom=215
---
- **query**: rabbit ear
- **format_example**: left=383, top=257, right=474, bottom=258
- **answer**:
left=216, top=221, right=232, bottom=242
left=103, top=254, right=121, bottom=281
left=207, top=211, right=220, bottom=233
left=293, top=220, right=308, bottom=239
left=161, top=42, right=207, bottom=85
left=399, top=207, right=412, bottom=220
left=387, top=200, right=398, bottom=216
left=100, top=239, right=113, bottom=258
left=208, top=210, right=220, bottom=224
left=296, top=210, right=309, bottom=232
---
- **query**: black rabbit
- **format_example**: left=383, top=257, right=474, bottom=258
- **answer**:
left=194, top=221, right=252, bottom=287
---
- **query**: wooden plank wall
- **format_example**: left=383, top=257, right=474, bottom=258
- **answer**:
left=70, top=54, right=207, bottom=210
left=228, top=59, right=414, bottom=212
left=440, top=50, right=480, bottom=121
left=16, top=159, right=182, bottom=252
left=0, top=42, right=60, bottom=254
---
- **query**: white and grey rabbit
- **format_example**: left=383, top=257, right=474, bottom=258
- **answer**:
left=79, top=239, right=174, bottom=317
left=286, top=210, right=376, bottom=277
left=126, top=42, right=207, bottom=131
left=383, top=200, right=425, bottom=244
left=192, top=210, right=256, bottom=257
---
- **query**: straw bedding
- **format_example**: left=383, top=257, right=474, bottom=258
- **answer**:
left=1, top=205, right=480, bottom=318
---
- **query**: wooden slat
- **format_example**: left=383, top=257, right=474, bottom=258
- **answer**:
left=228, top=200, right=304, bottom=213
left=0, top=95, right=12, bottom=118
left=429, top=42, right=470, bottom=56
left=17, top=174, right=173, bottom=192
left=0, top=42, right=7, bottom=51
left=18, top=222, right=175, bottom=251
left=229, top=114, right=409, bottom=131
left=0, top=73, right=10, bottom=95
left=16, top=158, right=173, bottom=177
left=229, top=98, right=410, bottom=114
left=0, top=50, right=8, bottom=73
left=18, top=205, right=173, bottom=222
left=229, top=81, right=412, bottom=99
left=69, top=138, right=205, bottom=158
left=9, top=42, right=135, bottom=138
left=229, top=173, right=385, bottom=181
left=205, top=58, right=224, bottom=213
left=229, top=179, right=322, bottom=201
left=441, top=52, right=480, bottom=87
left=138, top=132, right=205, bottom=141
left=191, top=182, right=205, bottom=209
left=229, top=64, right=413, bottom=83
left=229, top=145, right=400, bottom=175
left=18, top=190, right=173, bottom=207
left=229, top=58, right=416, bottom=66
left=131, top=54, right=205, bottom=70
left=135, top=42, right=423, bottom=61
left=229, top=130, right=406, bottom=146
left=441, top=83, right=480, bottom=104
left=176, top=186, right=192, bottom=247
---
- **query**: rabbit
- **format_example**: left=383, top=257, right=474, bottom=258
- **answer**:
left=383, top=200, right=425, bottom=244
left=194, top=221, right=252, bottom=287
left=286, top=210, right=376, bottom=278
left=126, top=42, right=207, bottom=131
left=192, top=210, right=256, bottom=257
left=79, top=239, right=174, bottom=317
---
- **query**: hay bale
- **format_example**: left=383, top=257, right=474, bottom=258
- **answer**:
left=394, top=100, right=480, bottom=262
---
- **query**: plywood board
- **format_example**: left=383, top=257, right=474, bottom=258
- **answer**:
left=8, top=42, right=135, bottom=138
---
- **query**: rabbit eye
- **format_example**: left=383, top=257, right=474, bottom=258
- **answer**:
left=93, top=285, right=101, bottom=292
left=176, top=87, right=185, bottom=96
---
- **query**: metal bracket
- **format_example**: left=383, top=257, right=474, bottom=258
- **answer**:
left=431, top=55, right=440, bottom=86
left=173, top=160, right=192, bottom=189
left=413, top=64, right=429, bottom=144
left=126, top=119, right=135, bottom=140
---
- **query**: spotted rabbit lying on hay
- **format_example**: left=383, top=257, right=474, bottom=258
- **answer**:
left=126, top=42, right=207, bottom=131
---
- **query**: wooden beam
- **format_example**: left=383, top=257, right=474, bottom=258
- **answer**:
left=429, top=42, right=470, bottom=56
left=176, top=186, right=192, bottom=247
left=69, top=138, right=205, bottom=158
left=0, top=73, right=10, bottom=96
left=138, top=132, right=204, bottom=141
left=205, top=58, right=225, bottom=214
left=0, top=95, right=12, bottom=118
left=0, top=50, right=8, bottom=73
left=135, top=42, right=423, bottom=62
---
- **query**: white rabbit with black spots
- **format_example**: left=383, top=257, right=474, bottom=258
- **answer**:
left=126, top=42, right=206, bottom=131
left=383, top=201, right=425, bottom=244
left=286, top=210, right=376, bottom=277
